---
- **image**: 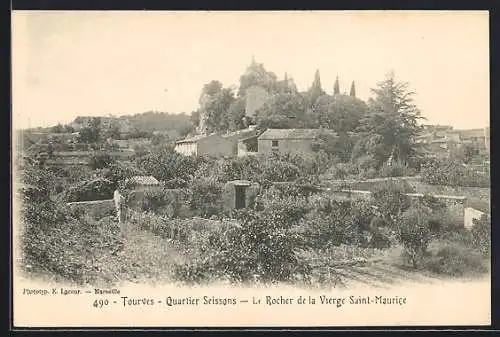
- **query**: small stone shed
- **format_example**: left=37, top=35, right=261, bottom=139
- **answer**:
left=222, top=180, right=260, bottom=212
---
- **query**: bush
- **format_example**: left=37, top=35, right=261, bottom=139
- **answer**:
left=396, top=205, right=432, bottom=268
left=424, top=244, right=488, bottom=277
left=378, top=161, right=416, bottom=178
left=303, top=196, right=375, bottom=248
left=139, top=188, right=168, bottom=212
left=470, top=214, right=491, bottom=256
left=257, top=154, right=301, bottom=183
left=62, top=177, right=115, bottom=202
left=325, top=163, right=349, bottom=180
left=172, top=195, right=312, bottom=284
left=164, top=178, right=189, bottom=189
left=137, top=146, right=201, bottom=182
left=188, top=177, right=224, bottom=217
left=421, top=159, right=490, bottom=187
left=372, top=181, right=412, bottom=226
left=21, top=211, right=125, bottom=285
left=89, top=152, right=115, bottom=170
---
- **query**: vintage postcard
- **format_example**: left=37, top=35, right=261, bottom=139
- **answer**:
left=11, top=10, right=491, bottom=328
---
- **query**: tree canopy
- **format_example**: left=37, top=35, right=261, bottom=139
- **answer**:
left=356, top=71, right=425, bottom=168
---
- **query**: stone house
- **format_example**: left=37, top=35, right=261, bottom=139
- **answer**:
left=174, top=133, right=234, bottom=157
left=257, top=128, right=336, bottom=155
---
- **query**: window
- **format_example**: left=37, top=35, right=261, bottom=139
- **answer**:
left=272, top=140, right=278, bottom=147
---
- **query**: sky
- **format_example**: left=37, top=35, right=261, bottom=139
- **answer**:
left=12, top=10, right=489, bottom=130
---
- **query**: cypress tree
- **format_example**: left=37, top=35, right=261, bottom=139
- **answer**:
left=350, top=81, right=356, bottom=97
left=334, top=76, right=340, bottom=95
left=308, top=69, right=325, bottom=105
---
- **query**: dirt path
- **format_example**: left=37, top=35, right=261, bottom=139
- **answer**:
left=108, top=222, right=489, bottom=290
left=106, top=221, right=187, bottom=286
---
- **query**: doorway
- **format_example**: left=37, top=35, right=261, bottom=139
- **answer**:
left=235, top=185, right=247, bottom=209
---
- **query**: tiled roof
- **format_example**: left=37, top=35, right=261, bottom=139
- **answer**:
left=128, top=175, right=160, bottom=186
left=175, top=133, right=219, bottom=144
left=222, top=127, right=258, bottom=140
left=258, top=128, right=336, bottom=140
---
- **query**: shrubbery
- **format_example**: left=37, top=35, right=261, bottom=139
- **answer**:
left=421, top=159, right=490, bottom=187
left=396, top=205, right=432, bottom=268
left=171, top=195, right=312, bottom=285
left=378, top=161, right=416, bottom=178
left=21, top=199, right=124, bottom=285
left=62, top=177, right=115, bottom=202
left=470, top=214, right=491, bottom=256
left=424, top=244, right=488, bottom=277
left=303, top=197, right=374, bottom=248
left=188, top=177, right=224, bottom=218
left=371, top=180, right=412, bottom=226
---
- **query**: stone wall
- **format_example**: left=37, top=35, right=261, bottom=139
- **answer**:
left=67, top=199, right=115, bottom=219
left=321, top=176, right=420, bottom=192
left=322, top=177, right=490, bottom=213
left=126, top=188, right=188, bottom=218
left=406, top=181, right=490, bottom=201
left=326, top=189, right=467, bottom=227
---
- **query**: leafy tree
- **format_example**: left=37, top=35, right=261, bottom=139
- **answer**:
left=303, top=198, right=364, bottom=248
left=97, top=160, right=144, bottom=189
left=397, top=205, right=432, bottom=268
left=228, top=97, right=247, bottom=131
left=254, top=93, right=309, bottom=129
left=312, top=131, right=354, bottom=162
left=420, top=158, right=489, bottom=187
left=50, top=123, right=64, bottom=133
left=125, top=111, right=193, bottom=135
left=188, top=177, right=224, bottom=217
left=371, top=181, right=412, bottom=227
left=238, top=60, right=278, bottom=97
left=358, top=71, right=425, bottom=168
left=350, top=81, right=356, bottom=97
left=201, top=80, right=223, bottom=97
left=103, top=124, right=121, bottom=140
left=190, top=110, right=200, bottom=130
left=77, top=117, right=101, bottom=144
left=311, top=132, right=338, bottom=155
left=311, top=94, right=368, bottom=132
left=62, top=177, right=116, bottom=202
left=197, top=81, right=236, bottom=133
left=137, top=146, right=200, bottom=182
left=452, top=143, right=476, bottom=164
left=218, top=195, right=310, bottom=282
left=89, top=151, right=115, bottom=170
left=63, top=124, right=75, bottom=133
left=258, top=155, right=301, bottom=183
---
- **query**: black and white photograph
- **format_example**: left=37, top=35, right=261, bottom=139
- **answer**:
left=11, top=10, right=491, bottom=327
